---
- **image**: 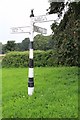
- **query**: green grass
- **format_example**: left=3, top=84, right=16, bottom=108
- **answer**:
left=2, top=67, right=78, bottom=118
left=0, top=67, right=2, bottom=119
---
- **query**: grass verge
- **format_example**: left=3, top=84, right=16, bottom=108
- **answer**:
left=2, top=67, right=78, bottom=118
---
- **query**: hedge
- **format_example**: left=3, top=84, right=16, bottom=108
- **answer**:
left=2, top=50, right=57, bottom=68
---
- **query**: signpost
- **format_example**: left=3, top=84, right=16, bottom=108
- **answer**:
left=11, top=9, right=57, bottom=96
left=28, top=10, right=34, bottom=96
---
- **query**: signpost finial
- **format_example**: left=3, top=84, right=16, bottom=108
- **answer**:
left=30, top=9, right=34, bottom=17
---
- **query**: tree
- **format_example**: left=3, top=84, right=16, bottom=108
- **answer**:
left=15, top=43, right=22, bottom=51
left=48, top=1, right=80, bottom=66
left=34, top=34, right=52, bottom=50
left=48, top=0, right=65, bottom=17
left=3, top=41, right=16, bottom=53
left=21, top=38, right=30, bottom=51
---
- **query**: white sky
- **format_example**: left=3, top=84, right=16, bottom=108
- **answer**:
left=0, top=0, right=57, bottom=44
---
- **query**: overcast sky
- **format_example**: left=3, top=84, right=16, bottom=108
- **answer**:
left=0, top=0, right=57, bottom=44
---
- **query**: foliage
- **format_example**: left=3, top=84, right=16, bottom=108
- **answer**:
left=34, top=34, right=52, bottom=50
left=48, top=1, right=80, bottom=66
left=2, top=50, right=57, bottom=68
left=2, top=41, right=16, bottom=53
left=2, top=51, right=29, bottom=68
left=48, top=1, right=65, bottom=17
left=2, top=67, right=78, bottom=118
left=0, top=42, right=2, bottom=54
left=2, top=38, right=30, bottom=53
left=20, top=38, right=30, bottom=51
left=2, top=35, right=52, bottom=53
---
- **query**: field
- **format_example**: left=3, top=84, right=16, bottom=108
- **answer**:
left=2, top=67, right=78, bottom=118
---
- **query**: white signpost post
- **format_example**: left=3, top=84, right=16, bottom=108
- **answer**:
left=11, top=10, right=57, bottom=96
